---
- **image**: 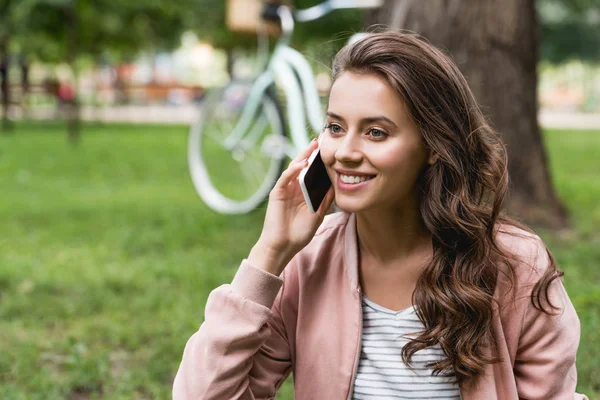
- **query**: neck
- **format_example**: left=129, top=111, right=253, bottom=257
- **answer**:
left=355, top=204, right=431, bottom=266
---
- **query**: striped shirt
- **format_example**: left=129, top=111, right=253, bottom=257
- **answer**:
left=352, top=296, right=461, bottom=399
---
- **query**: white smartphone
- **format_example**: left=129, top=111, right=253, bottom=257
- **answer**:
left=298, top=148, right=333, bottom=213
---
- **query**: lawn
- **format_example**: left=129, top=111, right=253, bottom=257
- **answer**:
left=0, top=123, right=598, bottom=399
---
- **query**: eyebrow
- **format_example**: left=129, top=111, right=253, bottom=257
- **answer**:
left=326, top=111, right=399, bottom=129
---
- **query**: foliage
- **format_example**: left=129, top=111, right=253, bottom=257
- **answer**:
left=0, top=122, right=598, bottom=398
left=538, top=0, right=600, bottom=63
left=0, top=0, right=18, bottom=42
left=2, top=0, right=204, bottom=63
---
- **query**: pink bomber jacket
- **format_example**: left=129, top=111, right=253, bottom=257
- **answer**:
left=173, top=212, right=587, bottom=400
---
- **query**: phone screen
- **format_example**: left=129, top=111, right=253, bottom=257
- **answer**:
left=302, top=150, right=332, bottom=212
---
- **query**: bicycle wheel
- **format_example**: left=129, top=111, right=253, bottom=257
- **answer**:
left=188, top=81, right=288, bottom=214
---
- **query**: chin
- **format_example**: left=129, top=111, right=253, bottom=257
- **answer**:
left=333, top=198, right=372, bottom=214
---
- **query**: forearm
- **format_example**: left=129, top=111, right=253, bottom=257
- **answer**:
left=173, top=261, right=285, bottom=399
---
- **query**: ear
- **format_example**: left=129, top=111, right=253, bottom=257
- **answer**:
left=427, top=151, right=439, bottom=165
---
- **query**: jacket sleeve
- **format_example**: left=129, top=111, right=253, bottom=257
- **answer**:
left=513, top=248, right=588, bottom=400
left=173, top=259, right=294, bottom=400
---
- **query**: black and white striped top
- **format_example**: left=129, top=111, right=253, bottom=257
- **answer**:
left=352, top=296, right=462, bottom=399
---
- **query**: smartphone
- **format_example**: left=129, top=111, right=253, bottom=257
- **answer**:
left=299, top=148, right=332, bottom=213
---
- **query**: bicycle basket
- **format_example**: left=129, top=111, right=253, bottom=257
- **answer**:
left=226, top=0, right=284, bottom=36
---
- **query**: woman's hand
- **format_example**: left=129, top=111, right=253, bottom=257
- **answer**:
left=248, top=139, right=335, bottom=276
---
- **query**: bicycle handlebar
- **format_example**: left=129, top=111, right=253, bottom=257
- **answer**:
left=262, top=0, right=383, bottom=24
left=295, top=0, right=383, bottom=22
left=259, top=0, right=382, bottom=47
left=330, top=0, right=384, bottom=9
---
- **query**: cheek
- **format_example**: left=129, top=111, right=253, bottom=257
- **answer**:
left=370, top=143, right=427, bottom=173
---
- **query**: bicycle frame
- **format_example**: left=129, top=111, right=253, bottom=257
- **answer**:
left=223, top=46, right=322, bottom=158
left=223, top=0, right=383, bottom=158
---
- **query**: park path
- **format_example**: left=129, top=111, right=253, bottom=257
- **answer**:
left=11, top=105, right=600, bottom=130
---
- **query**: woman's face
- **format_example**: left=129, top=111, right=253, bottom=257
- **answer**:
left=320, top=71, right=433, bottom=213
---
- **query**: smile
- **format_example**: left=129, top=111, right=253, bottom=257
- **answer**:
left=339, top=174, right=376, bottom=184
left=336, top=173, right=376, bottom=192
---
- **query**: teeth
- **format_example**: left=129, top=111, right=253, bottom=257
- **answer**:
left=340, top=174, right=373, bottom=184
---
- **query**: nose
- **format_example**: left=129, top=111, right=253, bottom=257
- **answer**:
left=334, top=132, right=363, bottom=164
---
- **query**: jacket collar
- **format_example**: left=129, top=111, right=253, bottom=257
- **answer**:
left=343, top=212, right=361, bottom=290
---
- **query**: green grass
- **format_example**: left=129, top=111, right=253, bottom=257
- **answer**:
left=0, top=123, right=597, bottom=399
left=543, top=129, right=600, bottom=398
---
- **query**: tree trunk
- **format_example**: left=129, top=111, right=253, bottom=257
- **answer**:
left=0, top=38, right=13, bottom=133
left=65, top=2, right=80, bottom=145
left=225, top=48, right=235, bottom=79
left=366, top=0, right=568, bottom=229
left=20, top=54, right=30, bottom=120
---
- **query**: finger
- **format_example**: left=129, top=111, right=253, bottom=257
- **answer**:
left=274, top=158, right=308, bottom=189
left=316, top=186, right=335, bottom=218
left=291, top=138, right=318, bottom=164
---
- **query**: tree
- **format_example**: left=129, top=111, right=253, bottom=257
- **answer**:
left=0, top=0, right=24, bottom=132
left=9, top=0, right=202, bottom=143
left=365, top=0, right=568, bottom=228
left=0, top=40, right=10, bottom=133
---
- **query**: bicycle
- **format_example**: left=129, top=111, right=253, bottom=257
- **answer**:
left=188, top=0, right=382, bottom=214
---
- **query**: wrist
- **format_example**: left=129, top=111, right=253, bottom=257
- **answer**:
left=248, top=240, right=294, bottom=276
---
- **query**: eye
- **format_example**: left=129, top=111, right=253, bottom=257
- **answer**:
left=368, top=128, right=388, bottom=139
left=325, top=123, right=343, bottom=135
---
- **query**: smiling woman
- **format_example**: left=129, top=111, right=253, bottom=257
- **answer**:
left=173, top=32, right=588, bottom=400
left=320, top=72, right=434, bottom=214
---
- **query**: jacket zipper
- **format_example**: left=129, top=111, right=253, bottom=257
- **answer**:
left=347, top=287, right=363, bottom=400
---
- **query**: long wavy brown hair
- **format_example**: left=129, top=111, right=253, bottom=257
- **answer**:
left=331, top=31, right=564, bottom=383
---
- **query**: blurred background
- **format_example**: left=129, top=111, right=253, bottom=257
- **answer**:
left=0, top=0, right=598, bottom=398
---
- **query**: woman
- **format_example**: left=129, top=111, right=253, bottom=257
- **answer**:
left=173, top=32, right=586, bottom=399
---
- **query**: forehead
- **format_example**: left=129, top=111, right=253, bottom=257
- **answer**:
left=328, top=72, right=406, bottom=119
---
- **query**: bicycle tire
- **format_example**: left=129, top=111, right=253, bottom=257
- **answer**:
left=188, top=81, right=287, bottom=214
